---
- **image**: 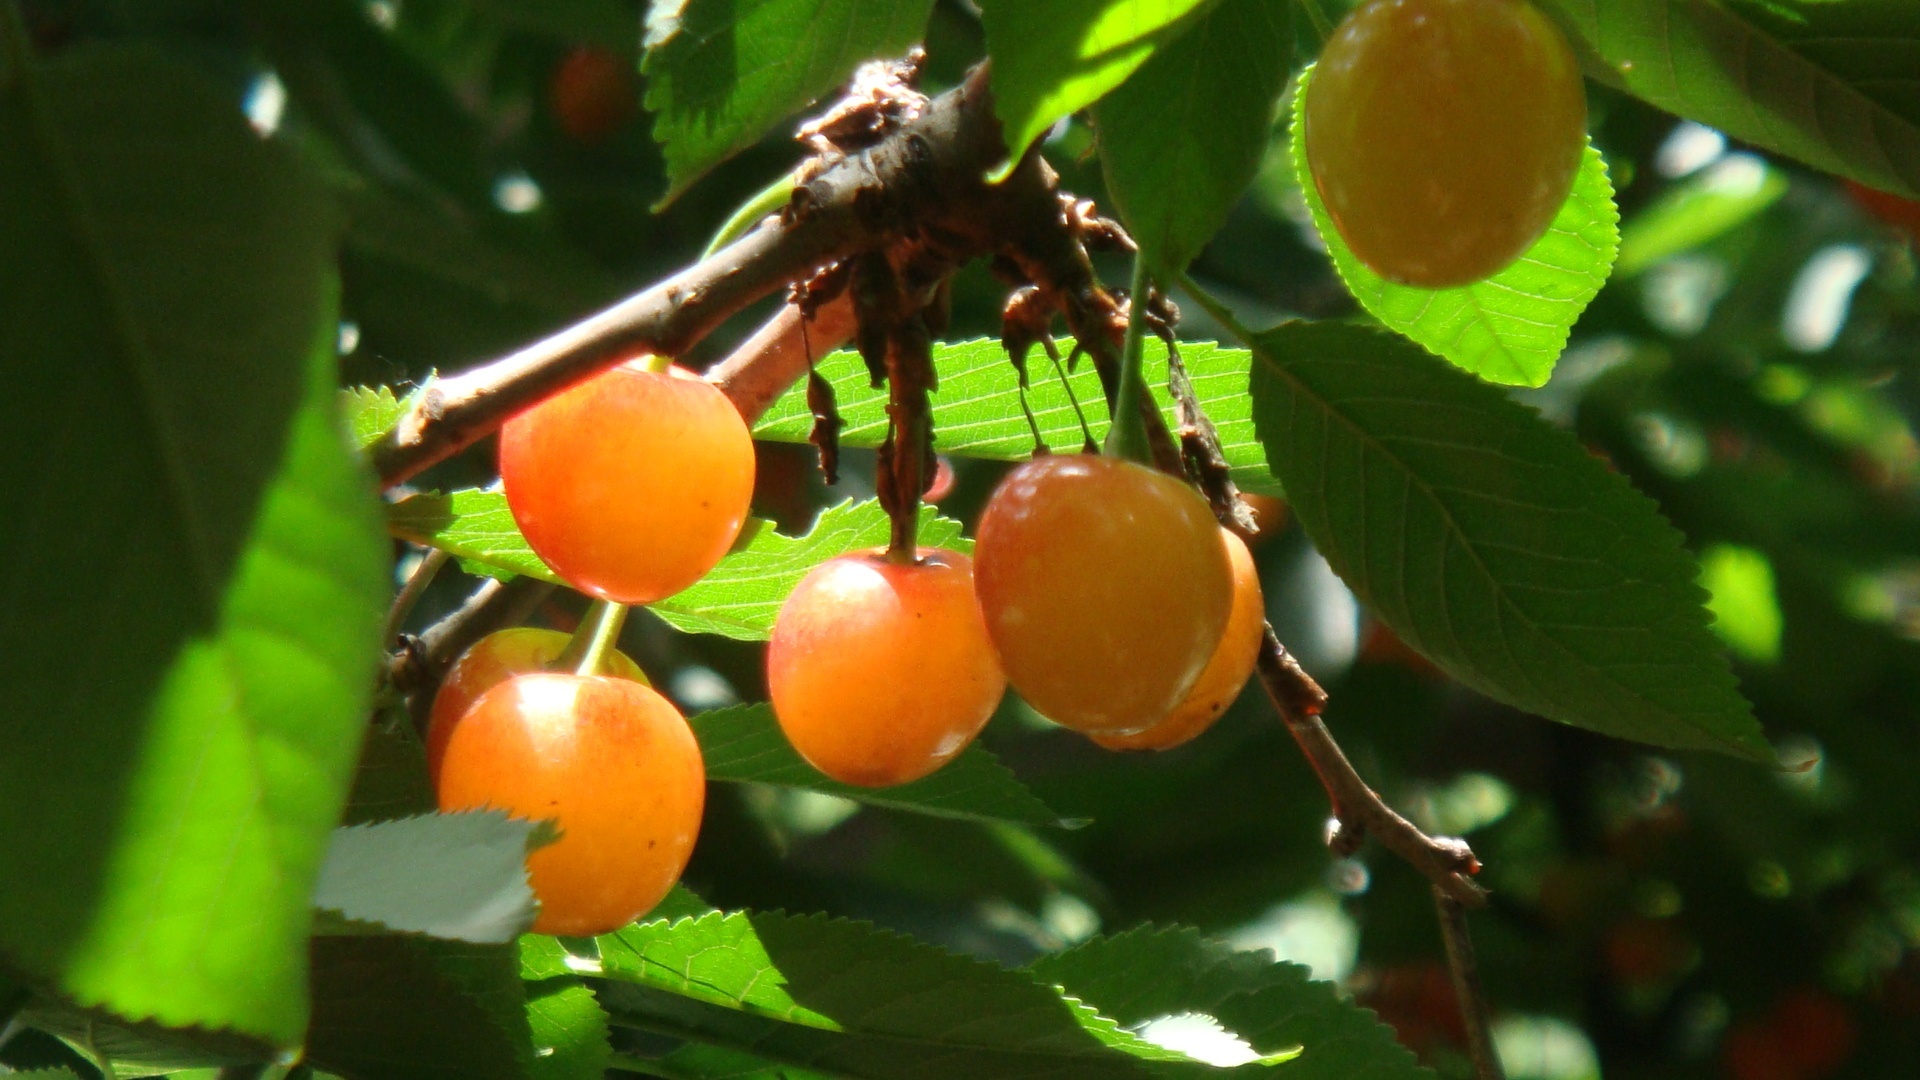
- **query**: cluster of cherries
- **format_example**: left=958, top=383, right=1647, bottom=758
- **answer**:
left=423, top=357, right=1263, bottom=935
left=424, top=0, right=1604, bottom=937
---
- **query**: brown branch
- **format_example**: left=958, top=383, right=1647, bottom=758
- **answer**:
left=371, top=64, right=1015, bottom=488
left=1436, top=886, right=1506, bottom=1080
left=1253, top=630, right=1487, bottom=904
left=380, top=546, right=450, bottom=649
left=385, top=574, right=553, bottom=706
left=705, top=292, right=857, bottom=423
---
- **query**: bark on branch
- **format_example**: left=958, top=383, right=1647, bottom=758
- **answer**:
left=372, top=63, right=1083, bottom=487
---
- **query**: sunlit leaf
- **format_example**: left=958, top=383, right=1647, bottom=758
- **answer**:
left=980, top=0, right=1219, bottom=172
left=388, top=493, right=966, bottom=640
left=754, top=339, right=1282, bottom=495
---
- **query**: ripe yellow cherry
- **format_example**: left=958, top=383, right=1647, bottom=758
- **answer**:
left=1305, top=0, right=1587, bottom=287
left=425, top=627, right=648, bottom=784
left=1093, top=528, right=1264, bottom=751
left=768, top=549, right=1005, bottom=787
left=436, top=673, right=704, bottom=936
left=500, top=361, right=755, bottom=604
left=973, top=454, right=1232, bottom=737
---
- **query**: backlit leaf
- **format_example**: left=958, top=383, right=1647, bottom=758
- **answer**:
left=1290, top=65, right=1621, bottom=388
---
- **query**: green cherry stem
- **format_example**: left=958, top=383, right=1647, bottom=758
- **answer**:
left=559, top=599, right=631, bottom=677
left=642, top=351, right=675, bottom=374
left=1102, top=257, right=1156, bottom=466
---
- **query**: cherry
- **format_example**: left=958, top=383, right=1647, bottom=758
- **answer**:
left=768, top=549, right=1005, bottom=787
left=436, top=672, right=705, bottom=936
left=973, top=454, right=1232, bottom=736
left=550, top=46, right=636, bottom=145
left=425, top=627, right=647, bottom=783
left=1305, top=0, right=1587, bottom=287
left=1093, top=528, right=1263, bottom=750
left=500, top=361, right=755, bottom=605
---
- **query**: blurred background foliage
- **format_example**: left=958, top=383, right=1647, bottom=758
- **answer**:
left=11, top=1, right=1920, bottom=1078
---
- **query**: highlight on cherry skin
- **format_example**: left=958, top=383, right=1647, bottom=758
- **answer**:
left=973, top=454, right=1233, bottom=737
left=424, top=626, right=648, bottom=783
left=500, top=358, right=756, bottom=605
left=1304, top=0, right=1588, bottom=288
left=1094, top=527, right=1265, bottom=751
left=435, top=672, right=705, bottom=937
left=768, top=548, right=1006, bottom=788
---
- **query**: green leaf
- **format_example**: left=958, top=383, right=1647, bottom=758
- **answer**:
left=312, top=812, right=557, bottom=944
left=1093, top=0, right=1291, bottom=271
left=388, top=487, right=553, bottom=582
left=20, top=1000, right=264, bottom=1078
left=1289, top=65, right=1621, bottom=388
left=391, top=493, right=969, bottom=640
left=0, top=47, right=386, bottom=1043
left=342, top=384, right=413, bottom=451
left=653, top=499, right=967, bottom=639
left=343, top=722, right=437, bottom=826
left=1616, top=153, right=1791, bottom=276
left=1029, top=926, right=1430, bottom=1079
left=590, top=910, right=1279, bottom=1078
left=754, top=339, right=1283, bottom=495
left=1245, top=321, right=1769, bottom=760
left=642, top=0, right=937, bottom=205
left=980, top=0, right=1220, bottom=172
left=308, top=937, right=533, bottom=1080
left=1541, top=0, right=1920, bottom=198
left=526, top=978, right=612, bottom=1080
left=693, top=704, right=1063, bottom=827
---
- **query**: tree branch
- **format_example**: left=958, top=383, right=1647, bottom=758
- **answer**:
left=1253, top=629, right=1487, bottom=905
left=1436, top=886, right=1506, bottom=1080
left=372, top=63, right=1036, bottom=487
left=705, top=293, right=857, bottom=423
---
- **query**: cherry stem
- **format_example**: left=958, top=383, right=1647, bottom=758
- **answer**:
left=558, top=599, right=630, bottom=677
left=381, top=546, right=450, bottom=650
left=642, top=351, right=675, bottom=375
left=1102, top=258, right=1156, bottom=466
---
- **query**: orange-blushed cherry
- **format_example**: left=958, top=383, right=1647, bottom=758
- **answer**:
left=435, top=672, right=704, bottom=936
left=1093, top=528, right=1263, bottom=751
left=768, top=548, right=1005, bottom=787
left=1305, top=0, right=1587, bottom=287
left=425, top=627, right=648, bottom=783
left=973, top=454, right=1232, bottom=737
left=500, top=360, right=755, bottom=605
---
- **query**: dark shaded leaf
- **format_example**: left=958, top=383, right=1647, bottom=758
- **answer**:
left=1246, top=321, right=1768, bottom=759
